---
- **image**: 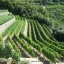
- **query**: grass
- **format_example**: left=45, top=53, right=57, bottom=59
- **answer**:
left=0, top=10, right=8, bottom=13
left=0, top=14, right=14, bottom=25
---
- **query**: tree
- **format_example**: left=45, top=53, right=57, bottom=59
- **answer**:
left=41, top=0, right=49, bottom=5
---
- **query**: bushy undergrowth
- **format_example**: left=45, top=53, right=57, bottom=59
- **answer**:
left=0, top=38, right=20, bottom=61
left=0, top=0, right=50, bottom=24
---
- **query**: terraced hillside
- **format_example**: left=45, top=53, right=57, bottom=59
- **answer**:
left=0, top=14, right=14, bottom=25
left=0, top=10, right=14, bottom=25
left=0, top=10, right=15, bottom=35
left=0, top=0, right=64, bottom=64
left=0, top=13, right=64, bottom=63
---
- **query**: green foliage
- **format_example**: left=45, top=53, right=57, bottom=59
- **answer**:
left=0, top=37, right=21, bottom=61
left=15, top=34, right=35, bottom=57
left=42, top=48, right=56, bottom=61
left=0, top=10, right=8, bottom=12
left=0, top=0, right=50, bottom=25
left=32, top=20, right=64, bottom=57
left=46, top=5, right=64, bottom=41
left=0, top=0, right=64, bottom=62
left=0, top=14, right=14, bottom=25
left=20, top=33, right=57, bottom=62
left=1, top=16, right=23, bottom=38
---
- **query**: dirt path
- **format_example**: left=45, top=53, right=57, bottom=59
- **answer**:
left=0, top=17, right=15, bottom=35
left=23, top=19, right=28, bottom=36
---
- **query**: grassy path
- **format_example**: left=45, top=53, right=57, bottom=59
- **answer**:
left=0, top=17, right=15, bottom=35
left=0, top=12, right=9, bottom=16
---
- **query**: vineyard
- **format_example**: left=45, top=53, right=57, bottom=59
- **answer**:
left=0, top=14, right=14, bottom=25
left=0, top=1, right=64, bottom=64
left=0, top=10, right=64, bottom=64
